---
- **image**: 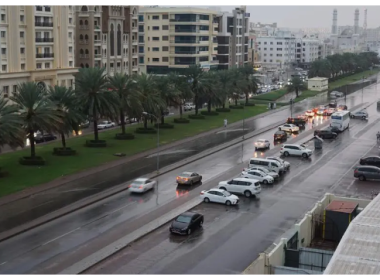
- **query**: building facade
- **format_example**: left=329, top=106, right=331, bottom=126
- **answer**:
left=139, top=7, right=219, bottom=75
left=295, top=38, right=320, bottom=68
left=215, top=6, right=249, bottom=70
left=0, top=5, right=77, bottom=96
left=74, top=5, right=139, bottom=76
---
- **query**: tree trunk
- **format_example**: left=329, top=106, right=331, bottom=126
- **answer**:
left=161, top=109, right=165, bottom=124
left=61, top=133, right=66, bottom=148
left=179, top=103, right=183, bottom=118
left=245, top=92, right=249, bottom=105
left=120, top=111, right=126, bottom=134
left=194, top=94, right=199, bottom=115
left=29, top=129, right=36, bottom=158
left=295, top=87, right=299, bottom=98
left=222, top=102, right=225, bottom=109
left=235, top=98, right=238, bottom=106
left=93, top=107, right=99, bottom=141
left=207, top=99, right=211, bottom=113
left=144, top=117, right=148, bottom=129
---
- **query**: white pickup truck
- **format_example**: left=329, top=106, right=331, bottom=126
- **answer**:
left=184, top=103, right=196, bottom=111
left=97, top=120, right=115, bottom=130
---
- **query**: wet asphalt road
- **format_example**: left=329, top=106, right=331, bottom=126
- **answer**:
left=0, top=82, right=379, bottom=274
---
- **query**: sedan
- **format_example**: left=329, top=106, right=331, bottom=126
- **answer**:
left=243, top=166, right=279, bottom=180
left=35, top=134, right=57, bottom=143
left=305, top=110, right=315, bottom=117
left=314, top=129, right=338, bottom=139
left=350, top=111, right=368, bottom=119
left=266, top=156, right=290, bottom=171
left=254, top=139, right=270, bottom=150
left=176, top=172, right=202, bottom=186
left=200, top=189, right=239, bottom=206
left=360, top=156, right=380, bottom=168
left=97, top=120, right=115, bottom=129
left=241, top=170, right=274, bottom=184
left=169, top=212, right=204, bottom=235
left=278, top=124, right=299, bottom=133
left=274, top=130, right=288, bottom=141
left=128, top=178, right=156, bottom=193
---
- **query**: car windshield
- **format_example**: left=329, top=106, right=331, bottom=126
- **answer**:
left=180, top=172, right=192, bottom=177
left=222, top=190, right=232, bottom=196
left=176, top=215, right=192, bottom=223
left=275, top=131, right=283, bottom=135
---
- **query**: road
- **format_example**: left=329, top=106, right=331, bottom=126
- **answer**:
left=0, top=81, right=379, bottom=274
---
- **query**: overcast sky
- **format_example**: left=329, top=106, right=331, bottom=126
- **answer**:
left=160, top=5, right=380, bottom=28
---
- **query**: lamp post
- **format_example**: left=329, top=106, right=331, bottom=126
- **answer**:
left=241, top=106, right=245, bottom=163
left=142, top=112, right=160, bottom=176
left=362, top=76, right=364, bottom=104
left=290, top=98, right=293, bottom=118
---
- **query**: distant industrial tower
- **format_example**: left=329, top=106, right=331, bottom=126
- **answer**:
left=354, top=8, right=359, bottom=34
left=363, top=9, right=368, bottom=50
left=332, top=9, right=338, bottom=34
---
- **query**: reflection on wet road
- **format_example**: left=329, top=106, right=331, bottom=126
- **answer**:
left=0, top=80, right=379, bottom=274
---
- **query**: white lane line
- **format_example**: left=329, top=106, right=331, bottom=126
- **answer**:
left=0, top=262, right=7, bottom=266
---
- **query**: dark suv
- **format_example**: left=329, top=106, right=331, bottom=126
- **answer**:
left=274, top=130, right=287, bottom=141
left=360, top=156, right=380, bottom=168
left=314, top=129, right=337, bottom=139
left=35, top=134, right=57, bottom=143
left=354, top=166, right=380, bottom=181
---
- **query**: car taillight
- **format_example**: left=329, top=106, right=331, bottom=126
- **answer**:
left=128, top=185, right=131, bottom=188
left=176, top=176, right=180, bottom=180
left=200, top=191, right=205, bottom=195
left=354, top=170, right=358, bottom=173
left=138, top=185, right=143, bottom=189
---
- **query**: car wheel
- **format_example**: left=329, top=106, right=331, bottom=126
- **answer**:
left=225, top=200, right=232, bottom=206
left=351, top=115, right=355, bottom=119
left=302, top=153, right=308, bottom=158
left=284, top=151, right=289, bottom=157
left=187, top=229, right=192, bottom=235
left=244, top=190, right=252, bottom=197
left=190, top=180, right=193, bottom=186
left=359, top=175, right=366, bottom=181
left=204, top=197, right=210, bottom=203
left=362, top=116, right=366, bottom=120
left=220, top=187, right=227, bottom=191
left=263, top=180, right=268, bottom=184
left=199, top=220, right=203, bottom=227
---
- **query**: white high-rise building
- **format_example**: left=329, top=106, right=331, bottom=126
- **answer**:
left=0, top=6, right=77, bottom=96
left=295, top=38, right=320, bottom=68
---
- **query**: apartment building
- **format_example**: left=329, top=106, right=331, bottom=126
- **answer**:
left=249, top=22, right=277, bottom=36
left=0, top=5, right=77, bottom=96
left=75, top=5, right=139, bottom=76
left=365, top=27, right=380, bottom=52
left=215, top=6, right=249, bottom=70
left=139, top=7, right=219, bottom=74
left=295, top=38, right=320, bottom=68
left=247, top=33, right=259, bottom=65
left=256, top=30, right=296, bottom=69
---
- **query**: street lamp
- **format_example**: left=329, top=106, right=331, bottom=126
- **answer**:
left=290, top=98, right=293, bottom=118
left=142, top=112, right=160, bottom=176
left=362, top=76, right=364, bottom=104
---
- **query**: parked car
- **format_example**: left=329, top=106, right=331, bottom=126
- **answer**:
left=337, top=104, right=348, bottom=111
left=35, top=133, right=57, bottom=143
left=128, top=178, right=156, bottom=193
left=254, top=139, right=271, bottom=150
left=328, top=101, right=337, bottom=108
left=79, top=120, right=90, bottom=129
left=97, top=120, right=115, bottom=130
left=278, top=124, right=300, bottom=133
left=350, top=110, right=368, bottom=119
left=184, top=103, right=195, bottom=111
left=330, top=91, right=344, bottom=97
left=266, top=156, right=291, bottom=171
left=274, top=130, right=287, bottom=141
left=176, top=172, right=202, bottom=186
left=218, top=178, right=261, bottom=198
left=169, top=212, right=204, bottom=235
left=354, top=166, right=380, bottom=181
left=200, top=189, right=239, bottom=206
left=305, top=110, right=315, bottom=117
left=241, top=170, right=274, bottom=184
left=359, top=156, right=380, bottom=168
left=287, top=117, right=306, bottom=127
left=243, top=166, right=279, bottom=180
left=316, top=106, right=327, bottom=115
left=314, top=129, right=338, bottom=139
left=280, top=144, right=313, bottom=158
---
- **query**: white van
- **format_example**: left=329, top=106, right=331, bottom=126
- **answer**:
left=218, top=178, right=261, bottom=198
left=248, top=158, right=285, bottom=175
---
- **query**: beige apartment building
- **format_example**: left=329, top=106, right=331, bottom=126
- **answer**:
left=0, top=5, right=77, bottom=96
left=75, top=5, right=139, bottom=76
left=139, top=7, right=219, bottom=74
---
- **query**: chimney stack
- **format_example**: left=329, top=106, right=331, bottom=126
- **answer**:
left=354, top=8, right=359, bottom=34
left=332, top=9, right=338, bottom=34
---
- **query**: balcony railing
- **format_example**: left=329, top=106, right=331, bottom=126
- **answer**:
left=210, top=60, right=219, bottom=64
left=170, top=40, right=199, bottom=44
left=79, top=26, right=89, bottom=30
left=79, top=54, right=90, bottom=58
left=44, top=53, right=54, bottom=58
left=170, top=51, right=198, bottom=54
left=80, top=40, right=88, bottom=44
left=94, top=40, right=101, bottom=44
left=132, top=40, right=138, bottom=44
left=35, top=21, right=53, bottom=27
left=94, top=54, right=102, bottom=58
left=172, top=29, right=198, bottom=33
left=36, top=38, right=44, bottom=42
left=170, top=19, right=198, bottom=22
left=44, top=38, right=54, bottom=42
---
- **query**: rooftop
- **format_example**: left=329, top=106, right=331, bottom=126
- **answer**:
left=308, top=77, right=328, bottom=81
left=325, top=200, right=358, bottom=214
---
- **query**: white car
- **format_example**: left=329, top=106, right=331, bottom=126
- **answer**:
left=305, top=110, right=315, bottom=117
left=243, top=166, right=279, bottom=179
left=200, top=189, right=239, bottom=206
left=278, top=124, right=299, bottom=133
left=280, top=144, right=313, bottom=158
left=254, top=139, right=271, bottom=150
left=128, top=178, right=156, bottom=193
left=184, top=103, right=195, bottom=111
left=218, top=178, right=261, bottom=198
left=97, top=120, right=115, bottom=129
left=266, top=156, right=290, bottom=171
left=241, top=170, right=274, bottom=184
left=350, top=110, right=368, bottom=119
left=330, top=91, right=344, bottom=97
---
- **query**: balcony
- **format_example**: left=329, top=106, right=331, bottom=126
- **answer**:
left=132, top=53, right=138, bottom=58
left=132, top=65, right=139, bottom=71
left=36, top=53, right=44, bottom=58
left=94, top=54, right=102, bottom=59
left=35, top=21, right=53, bottom=27
left=138, top=40, right=144, bottom=44
left=79, top=40, right=88, bottom=45
left=170, top=40, right=199, bottom=44
left=79, top=54, right=90, bottom=59
left=170, top=51, right=199, bottom=55
left=94, top=39, right=101, bottom=44
left=44, top=38, right=54, bottom=42
left=44, top=53, right=54, bottom=58
left=170, top=29, right=199, bottom=34
left=132, top=27, right=138, bottom=33
left=132, top=40, right=138, bottom=45
left=79, top=26, right=89, bottom=30
left=210, top=60, right=219, bottom=64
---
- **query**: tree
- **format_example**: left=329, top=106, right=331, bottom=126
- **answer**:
left=202, top=71, right=221, bottom=112
left=167, top=72, right=192, bottom=118
left=237, top=64, right=256, bottom=104
left=134, top=73, right=165, bottom=129
left=48, top=85, right=85, bottom=149
left=155, top=75, right=172, bottom=124
left=287, top=77, right=307, bottom=98
left=10, top=82, right=62, bottom=158
left=0, top=95, right=24, bottom=152
left=184, top=65, right=208, bottom=115
left=108, top=73, right=141, bottom=134
left=215, top=70, right=234, bottom=109
left=75, top=67, right=119, bottom=142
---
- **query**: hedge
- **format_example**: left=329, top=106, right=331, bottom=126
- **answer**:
left=201, top=111, right=219, bottom=116
left=85, top=139, right=107, bottom=147
left=216, top=108, right=231, bottom=112
left=53, top=147, right=77, bottom=156
left=154, top=123, right=175, bottom=129
left=229, top=105, right=244, bottom=109
left=135, top=127, right=157, bottom=134
left=173, top=118, right=190, bottom=123
left=19, top=156, right=46, bottom=166
left=115, top=133, right=135, bottom=140
left=188, top=114, right=206, bottom=119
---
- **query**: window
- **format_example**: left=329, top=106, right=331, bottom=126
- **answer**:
left=162, top=25, right=168, bottom=30
left=152, top=47, right=159, bottom=52
left=21, top=63, right=25, bottom=70
left=1, top=31, right=5, bottom=38
left=1, top=14, right=5, bottom=21
left=153, top=58, right=159, bottom=62
left=162, top=46, right=169, bottom=51
left=20, top=48, right=25, bottom=54
left=36, top=63, right=42, bottom=69
left=270, top=48, right=273, bottom=50
left=264, top=48, right=267, bottom=50
left=162, top=57, right=168, bottom=62
left=45, top=62, right=50, bottom=68
left=152, top=15, right=159, bottom=20
left=1, top=48, right=6, bottom=55
left=2, top=86, right=9, bottom=93
left=199, top=15, right=209, bottom=20
left=264, top=42, right=267, bottom=45
left=69, top=61, right=73, bottom=67
left=20, top=31, right=24, bottom=38
left=277, top=48, right=282, bottom=51
left=162, top=36, right=168, bottom=41
left=69, top=18, right=72, bottom=24
left=20, top=15, right=24, bottom=22
left=152, top=37, right=159, bottom=41
left=12, top=85, right=17, bottom=93
left=1, top=65, right=7, bottom=71
left=153, top=26, right=159, bottom=31
left=69, top=46, right=73, bottom=53
left=263, top=59, right=266, bottom=62
left=69, top=32, right=72, bottom=38
left=162, top=14, right=168, bottom=20
left=277, top=42, right=282, bottom=45
left=270, top=42, right=273, bottom=45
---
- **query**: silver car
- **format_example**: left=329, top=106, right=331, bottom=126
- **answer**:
left=176, top=172, right=202, bottom=185
left=354, top=166, right=380, bottom=181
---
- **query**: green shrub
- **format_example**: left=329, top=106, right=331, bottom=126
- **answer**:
left=85, top=140, right=107, bottom=147
left=19, top=156, right=46, bottom=166
left=115, top=133, right=135, bottom=140
left=201, top=111, right=219, bottom=116
left=53, top=147, right=77, bottom=156
left=188, top=114, right=205, bottom=119
left=135, top=127, right=157, bottom=134
left=229, top=105, right=244, bottom=109
left=0, top=167, right=9, bottom=178
left=216, top=108, right=231, bottom=112
left=154, top=123, right=175, bottom=129
left=173, top=118, right=190, bottom=123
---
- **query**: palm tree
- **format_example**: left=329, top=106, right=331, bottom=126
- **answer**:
left=10, top=82, right=62, bottom=158
left=287, top=77, right=307, bottom=98
left=135, top=73, right=165, bottom=129
left=184, top=65, right=208, bottom=115
left=48, top=85, right=84, bottom=149
left=203, top=71, right=221, bottom=112
left=155, top=75, right=172, bottom=124
left=216, top=70, right=234, bottom=109
left=108, top=73, right=141, bottom=134
left=237, top=64, right=256, bottom=104
left=167, top=72, right=192, bottom=118
left=0, top=95, right=24, bottom=152
left=75, top=67, right=119, bottom=142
